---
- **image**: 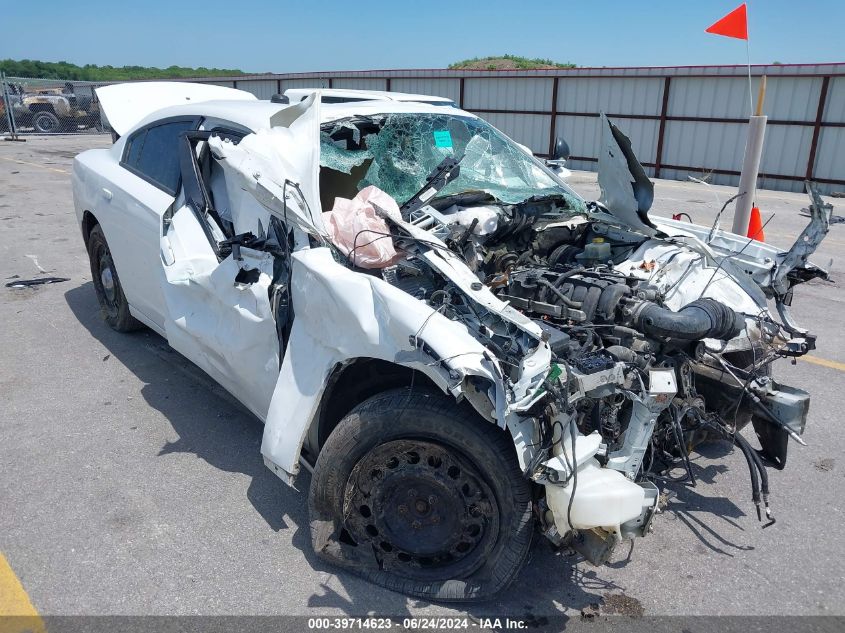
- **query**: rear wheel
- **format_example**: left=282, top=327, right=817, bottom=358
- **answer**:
left=86, top=225, right=142, bottom=332
left=308, top=389, right=533, bottom=601
left=32, top=110, right=60, bottom=133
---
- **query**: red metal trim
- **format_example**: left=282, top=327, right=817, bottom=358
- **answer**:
left=806, top=76, right=831, bottom=180
left=548, top=77, right=559, bottom=157
left=654, top=77, right=671, bottom=178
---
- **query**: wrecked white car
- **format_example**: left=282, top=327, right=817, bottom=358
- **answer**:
left=73, top=82, right=831, bottom=602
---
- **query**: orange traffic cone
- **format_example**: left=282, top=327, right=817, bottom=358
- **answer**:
left=747, top=206, right=765, bottom=242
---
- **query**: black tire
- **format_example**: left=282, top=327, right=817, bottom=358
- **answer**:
left=86, top=225, right=143, bottom=332
left=308, top=389, right=533, bottom=602
left=32, top=110, right=60, bottom=134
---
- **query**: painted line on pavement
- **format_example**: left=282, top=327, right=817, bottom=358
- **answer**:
left=0, top=156, right=69, bottom=175
left=799, top=354, right=845, bottom=372
left=0, top=552, right=45, bottom=633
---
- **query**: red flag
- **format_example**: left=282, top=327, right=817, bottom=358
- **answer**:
left=705, top=3, right=748, bottom=40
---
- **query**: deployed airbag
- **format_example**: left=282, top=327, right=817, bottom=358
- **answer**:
left=323, top=186, right=402, bottom=268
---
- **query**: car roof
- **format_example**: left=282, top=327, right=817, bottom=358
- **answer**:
left=129, top=97, right=475, bottom=135
left=283, top=87, right=455, bottom=104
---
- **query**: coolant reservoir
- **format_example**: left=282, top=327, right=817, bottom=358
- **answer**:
left=545, top=457, right=646, bottom=532
left=577, top=237, right=612, bottom=267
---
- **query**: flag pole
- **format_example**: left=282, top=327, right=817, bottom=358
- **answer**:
left=745, top=32, right=754, bottom=116
left=731, top=1, right=767, bottom=235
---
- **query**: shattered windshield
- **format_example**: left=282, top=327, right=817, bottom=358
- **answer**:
left=320, top=113, right=583, bottom=208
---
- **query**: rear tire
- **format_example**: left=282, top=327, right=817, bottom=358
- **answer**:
left=308, top=389, right=533, bottom=602
left=32, top=110, right=60, bottom=133
left=86, top=225, right=142, bottom=332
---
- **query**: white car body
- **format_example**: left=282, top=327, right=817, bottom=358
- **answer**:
left=73, top=82, right=828, bottom=600
left=283, top=87, right=456, bottom=107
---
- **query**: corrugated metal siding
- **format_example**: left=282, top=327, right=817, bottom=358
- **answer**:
left=823, top=77, right=845, bottom=123
left=555, top=115, right=659, bottom=172
left=813, top=127, right=845, bottom=181
left=331, top=78, right=388, bottom=90
left=187, top=63, right=845, bottom=193
left=281, top=78, right=330, bottom=89
left=759, top=124, right=814, bottom=178
left=662, top=120, right=745, bottom=171
left=236, top=79, right=277, bottom=99
left=668, top=77, right=752, bottom=118
left=463, top=78, right=553, bottom=111
left=557, top=78, right=664, bottom=115
left=482, top=113, right=550, bottom=154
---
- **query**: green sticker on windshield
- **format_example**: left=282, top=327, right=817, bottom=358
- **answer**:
left=433, top=130, right=453, bottom=148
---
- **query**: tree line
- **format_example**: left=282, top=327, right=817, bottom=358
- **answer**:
left=0, top=59, right=247, bottom=81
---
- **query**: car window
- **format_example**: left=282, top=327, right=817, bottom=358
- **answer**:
left=122, top=119, right=198, bottom=195
left=124, top=131, right=145, bottom=166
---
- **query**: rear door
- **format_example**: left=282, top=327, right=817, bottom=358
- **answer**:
left=106, top=117, right=200, bottom=329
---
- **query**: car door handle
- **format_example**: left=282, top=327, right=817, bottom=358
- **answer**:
left=101, top=188, right=113, bottom=201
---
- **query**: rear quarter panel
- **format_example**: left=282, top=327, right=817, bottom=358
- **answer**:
left=72, top=145, right=172, bottom=329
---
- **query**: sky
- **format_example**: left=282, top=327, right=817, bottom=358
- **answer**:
left=2, top=0, right=843, bottom=72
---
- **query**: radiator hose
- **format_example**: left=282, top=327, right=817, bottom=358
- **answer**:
left=633, top=298, right=743, bottom=341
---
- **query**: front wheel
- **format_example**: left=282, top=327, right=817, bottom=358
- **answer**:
left=308, top=389, right=533, bottom=602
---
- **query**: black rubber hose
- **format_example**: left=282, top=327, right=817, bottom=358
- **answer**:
left=734, top=433, right=762, bottom=522
left=552, top=267, right=586, bottom=287
left=605, top=345, right=648, bottom=370
left=538, top=278, right=582, bottom=308
left=633, top=298, right=743, bottom=341
left=743, top=434, right=775, bottom=526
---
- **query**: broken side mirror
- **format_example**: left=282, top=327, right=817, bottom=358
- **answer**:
left=546, top=137, right=571, bottom=176
left=551, top=137, right=571, bottom=162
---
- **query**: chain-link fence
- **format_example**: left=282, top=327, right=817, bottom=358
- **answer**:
left=1, top=74, right=110, bottom=136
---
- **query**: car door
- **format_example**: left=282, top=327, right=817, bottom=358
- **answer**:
left=157, top=129, right=284, bottom=419
left=105, top=117, right=200, bottom=330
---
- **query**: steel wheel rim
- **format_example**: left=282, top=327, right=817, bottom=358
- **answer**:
left=93, top=243, right=119, bottom=318
left=344, top=439, right=499, bottom=580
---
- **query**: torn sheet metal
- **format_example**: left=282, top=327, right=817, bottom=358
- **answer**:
left=161, top=206, right=280, bottom=419
left=597, top=113, right=657, bottom=237
left=771, top=182, right=832, bottom=293
left=209, top=93, right=325, bottom=238
left=651, top=182, right=831, bottom=300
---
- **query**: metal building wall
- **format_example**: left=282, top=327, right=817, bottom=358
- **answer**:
left=194, top=64, right=845, bottom=194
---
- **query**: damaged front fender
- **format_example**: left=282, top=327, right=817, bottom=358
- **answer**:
left=260, top=247, right=509, bottom=482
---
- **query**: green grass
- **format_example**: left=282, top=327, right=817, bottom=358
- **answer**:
left=0, top=59, right=247, bottom=81
left=449, top=54, right=576, bottom=70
